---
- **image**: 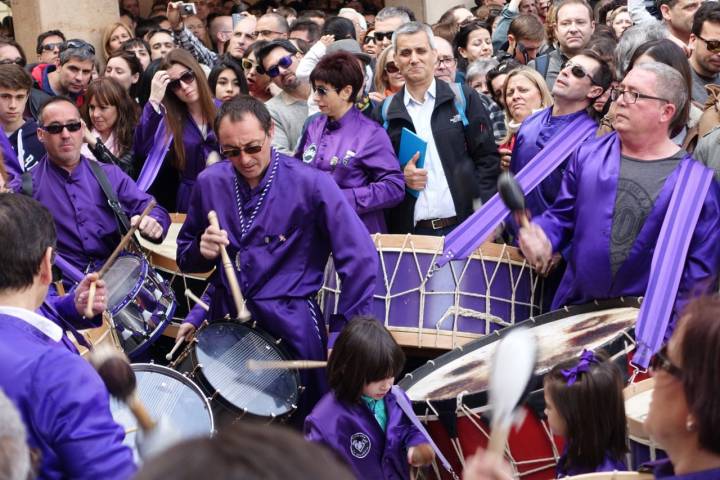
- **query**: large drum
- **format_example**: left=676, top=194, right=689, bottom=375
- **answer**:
left=399, top=298, right=641, bottom=480
left=321, top=235, right=544, bottom=350
left=624, top=378, right=667, bottom=469
left=137, top=213, right=213, bottom=319
left=110, top=363, right=214, bottom=464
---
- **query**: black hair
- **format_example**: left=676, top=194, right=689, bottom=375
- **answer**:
left=208, top=58, right=250, bottom=98
left=321, top=16, right=357, bottom=40
left=327, top=316, right=405, bottom=404
left=577, top=48, right=614, bottom=91
left=136, top=58, right=164, bottom=106
left=136, top=18, right=161, bottom=40
left=255, top=39, right=298, bottom=73
left=0, top=194, right=56, bottom=292
left=310, top=51, right=364, bottom=103
left=214, top=94, right=273, bottom=135
left=290, top=19, right=321, bottom=43
left=453, top=20, right=492, bottom=72
left=35, top=30, right=66, bottom=55
left=486, top=58, right=521, bottom=103
left=692, top=1, right=720, bottom=37
left=0, top=36, right=26, bottom=67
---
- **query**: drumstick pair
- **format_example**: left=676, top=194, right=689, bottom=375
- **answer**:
left=164, top=290, right=209, bottom=362
left=84, top=201, right=156, bottom=318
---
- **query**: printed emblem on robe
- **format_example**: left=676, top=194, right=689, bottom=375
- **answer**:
left=342, top=150, right=356, bottom=166
left=303, top=144, right=317, bottom=163
left=350, top=432, right=371, bottom=458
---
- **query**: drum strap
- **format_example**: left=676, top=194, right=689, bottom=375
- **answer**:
left=437, top=112, right=598, bottom=267
left=87, top=159, right=131, bottom=234
left=391, top=386, right=459, bottom=479
left=632, top=159, right=713, bottom=369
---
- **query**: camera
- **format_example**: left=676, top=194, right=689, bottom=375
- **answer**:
left=180, top=2, right=197, bottom=15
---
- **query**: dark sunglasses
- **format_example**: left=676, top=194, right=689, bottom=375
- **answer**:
left=374, top=31, right=393, bottom=42
left=38, top=42, right=63, bottom=54
left=221, top=136, right=266, bottom=157
left=168, top=70, right=196, bottom=91
left=315, top=85, right=340, bottom=96
left=61, top=39, right=96, bottom=55
left=697, top=34, right=720, bottom=53
left=363, top=35, right=376, bottom=45
left=384, top=61, right=400, bottom=74
left=0, top=57, right=24, bottom=66
left=563, top=61, right=598, bottom=85
left=40, top=121, right=83, bottom=135
left=650, top=344, right=682, bottom=379
left=265, top=54, right=294, bottom=78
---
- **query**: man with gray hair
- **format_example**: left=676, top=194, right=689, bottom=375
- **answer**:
left=376, top=21, right=500, bottom=235
left=519, top=62, right=720, bottom=338
left=30, top=39, right=95, bottom=106
left=0, top=389, right=30, bottom=480
left=374, top=7, right=411, bottom=50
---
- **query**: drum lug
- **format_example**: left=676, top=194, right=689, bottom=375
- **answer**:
left=298, top=385, right=306, bottom=394
left=274, top=338, right=282, bottom=345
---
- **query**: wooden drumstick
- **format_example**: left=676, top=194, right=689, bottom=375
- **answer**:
left=207, top=210, right=250, bottom=322
left=247, top=359, right=328, bottom=370
left=165, top=336, right=186, bottom=361
left=184, top=289, right=209, bottom=312
left=84, top=200, right=157, bottom=318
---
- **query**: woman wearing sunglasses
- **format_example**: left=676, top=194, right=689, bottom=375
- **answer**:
left=369, top=46, right=404, bottom=103
left=644, top=296, right=720, bottom=479
left=134, top=48, right=219, bottom=212
left=295, top=51, right=404, bottom=234
left=242, top=41, right=274, bottom=102
left=362, top=29, right=379, bottom=57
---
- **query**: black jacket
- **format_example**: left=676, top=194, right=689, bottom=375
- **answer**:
left=374, top=79, right=500, bottom=234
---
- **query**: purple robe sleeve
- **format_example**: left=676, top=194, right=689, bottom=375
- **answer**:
left=176, top=182, right=215, bottom=274
left=134, top=102, right=165, bottom=158
left=44, top=290, right=102, bottom=329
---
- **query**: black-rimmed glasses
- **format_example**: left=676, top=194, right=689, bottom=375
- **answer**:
left=221, top=135, right=267, bottom=157
left=610, top=87, right=669, bottom=104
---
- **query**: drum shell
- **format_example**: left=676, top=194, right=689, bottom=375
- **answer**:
left=68, top=313, right=122, bottom=358
left=624, top=378, right=667, bottom=470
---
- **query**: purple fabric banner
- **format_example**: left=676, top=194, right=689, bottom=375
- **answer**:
left=632, top=160, right=714, bottom=369
left=136, top=119, right=172, bottom=192
left=438, top=114, right=597, bottom=268
left=54, top=253, right=84, bottom=283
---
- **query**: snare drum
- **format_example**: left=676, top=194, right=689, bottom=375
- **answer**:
left=67, top=313, right=122, bottom=358
left=624, top=378, right=667, bottom=469
left=184, top=322, right=301, bottom=425
left=110, top=363, right=214, bottom=464
left=321, top=234, right=544, bottom=350
left=399, top=298, right=640, bottom=480
left=103, top=254, right=176, bottom=358
left=137, top=213, right=212, bottom=319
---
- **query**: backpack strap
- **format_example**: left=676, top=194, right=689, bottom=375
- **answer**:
left=381, top=93, right=395, bottom=130
left=534, top=53, right=550, bottom=79
left=87, top=160, right=131, bottom=234
left=448, top=82, right=469, bottom=127
left=20, top=171, right=33, bottom=196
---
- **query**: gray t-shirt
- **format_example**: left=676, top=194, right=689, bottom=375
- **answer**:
left=690, top=67, right=719, bottom=105
left=610, top=151, right=685, bottom=275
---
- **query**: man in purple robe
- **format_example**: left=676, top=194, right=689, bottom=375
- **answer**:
left=176, top=96, right=377, bottom=422
left=519, top=63, right=720, bottom=337
left=15, top=97, right=170, bottom=275
left=0, top=193, right=135, bottom=480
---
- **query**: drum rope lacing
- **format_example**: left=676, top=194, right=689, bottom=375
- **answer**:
left=233, top=149, right=280, bottom=239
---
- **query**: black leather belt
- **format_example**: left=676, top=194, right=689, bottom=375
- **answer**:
left=415, top=216, right=459, bottom=230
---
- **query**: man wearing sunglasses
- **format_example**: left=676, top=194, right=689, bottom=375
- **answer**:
left=373, top=7, right=411, bottom=50
left=256, top=39, right=310, bottom=155
left=16, top=97, right=170, bottom=276
left=30, top=39, right=95, bottom=108
left=35, top=30, right=66, bottom=65
left=519, top=62, right=720, bottom=339
left=688, top=2, right=720, bottom=104
left=176, top=96, right=377, bottom=424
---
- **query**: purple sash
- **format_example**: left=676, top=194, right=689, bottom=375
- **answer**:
left=438, top=114, right=597, bottom=267
left=136, top=120, right=172, bottom=192
left=632, top=160, right=713, bottom=369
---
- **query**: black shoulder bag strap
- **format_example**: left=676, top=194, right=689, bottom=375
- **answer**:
left=20, top=171, right=33, bottom=196
left=87, top=160, right=131, bottom=234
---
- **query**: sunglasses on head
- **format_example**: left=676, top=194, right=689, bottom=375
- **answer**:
left=221, top=136, right=266, bottom=157
left=384, top=61, right=400, bottom=74
left=563, top=61, right=598, bottom=85
left=265, top=54, right=294, bottom=78
left=38, top=42, right=63, bottom=54
left=168, top=70, right=196, bottom=91
left=374, top=31, right=393, bottom=42
left=697, top=34, right=720, bottom=53
left=61, top=39, right=96, bottom=55
left=40, top=121, right=82, bottom=135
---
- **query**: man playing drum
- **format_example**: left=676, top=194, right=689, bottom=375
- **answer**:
left=176, top=96, right=377, bottom=422
left=519, top=62, right=720, bottom=339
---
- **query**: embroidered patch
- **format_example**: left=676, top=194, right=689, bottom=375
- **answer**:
left=350, top=432, right=371, bottom=459
left=302, top=144, right=317, bottom=163
left=342, top=149, right=356, bottom=166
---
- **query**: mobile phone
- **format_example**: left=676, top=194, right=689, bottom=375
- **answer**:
left=180, top=2, right=197, bottom=16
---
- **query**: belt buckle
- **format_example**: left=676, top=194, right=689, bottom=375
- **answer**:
left=431, top=218, right=442, bottom=230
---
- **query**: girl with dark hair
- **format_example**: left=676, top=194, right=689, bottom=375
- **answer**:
left=454, top=20, right=494, bottom=83
left=208, top=59, right=249, bottom=103
left=134, top=48, right=219, bottom=212
left=105, top=50, right=143, bottom=101
left=81, top=77, right=140, bottom=176
left=543, top=350, right=628, bottom=477
left=305, top=316, right=434, bottom=479
left=295, top=51, right=403, bottom=234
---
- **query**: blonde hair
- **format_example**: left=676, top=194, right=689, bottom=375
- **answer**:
left=102, top=22, right=134, bottom=61
left=373, top=46, right=403, bottom=95
left=501, top=66, right=553, bottom=143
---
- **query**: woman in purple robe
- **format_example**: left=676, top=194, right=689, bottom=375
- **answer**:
left=134, top=48, right=219, bottom=212
left=295, top=51, right=404, bottom=234
left=543, top=350, right=628, bottom=478
left=645, top=297, right=720, bottom=479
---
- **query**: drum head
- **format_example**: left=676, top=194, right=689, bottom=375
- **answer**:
left=194, top=322, right=300, bottom=418
left=105, top=255, right=146, bottom=315
left=110, top=363, right=214, bottom=464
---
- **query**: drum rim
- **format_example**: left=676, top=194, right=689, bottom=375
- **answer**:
left=190, top=321, right=301, bottom=418
left=398, top=297, right=641, bottom=414
left=107, top=254, right=150, bottom=315
left=125, top=362, right=215, bottom=434
left=124, top=305, right=175, bottom=359
left=372, top=234, right=530, bottom=264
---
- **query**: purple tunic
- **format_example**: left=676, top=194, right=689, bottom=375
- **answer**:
left=295, top=107, right=405, bottom=233
left=0, top=312, right=135, bottom=480
left=556, top=448, right=627, bottom=477
left=21, top=155, right=170, bottom=273
left=134, top=102, right=218, bottom=213
left=653, top=459, right=720, bottom=479
left=176, top=152, right=377, bottom=420
left=305, top=389, right=427, bottom=480
left=534, top=133, right=720, bottom=337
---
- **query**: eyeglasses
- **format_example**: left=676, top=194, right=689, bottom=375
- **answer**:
left=221, top=135, right=267, bottom=157
left=385, top=61, right=400, bottom=74
left=562, top=61, right=598, bottom=85
left=315, top=85, right=340, bottom=96
left=40, top=121, right=83, bottom=135
left=0, top=58, right=24, bottom=66
left=256, top=29, right=284, bottom=37
left=61, top=39, right=96, bottom=55
left=264, top=54, right=294, bottom=78
left=436, top=56, right=457, bottom=67
left=363, top=35, right=376, bottom=45
left=650, top=344, right=682, bottom=379
left=39, top=42, right=63, bottom=53
left=696, top=34, right=720, bottom=53
left=374, top=31, right=393, bottom=42
left=610, top=87, right=669, bottom=104
left=168, top=70, right=196, bottom=91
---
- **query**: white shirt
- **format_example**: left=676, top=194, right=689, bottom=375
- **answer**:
left=404, top=79, right=457, bottom=224
left=0, top=305, right=63, bottom=342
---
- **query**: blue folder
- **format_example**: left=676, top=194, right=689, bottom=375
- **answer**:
left=398, top=128, right=427, bottom=198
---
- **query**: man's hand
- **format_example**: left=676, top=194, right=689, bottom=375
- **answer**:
left=404, top=152, right=428, bottom=190
left=166, top=1, right=184, bottom=31
left=498, top=147, right=512, bottom=171
left=199, top=224, right=229, bottom=260
left=463, top=448, right=514, bottom=480
left=518, top=222, right=553, bottom=274
left=176, top=322, right=196, bottom=341
left=132, top=214, right=163, bottom=240
left=75, top=272, right=108, bottom=317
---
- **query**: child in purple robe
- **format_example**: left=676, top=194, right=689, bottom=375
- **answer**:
left=544, top=350, right=628, bottom=478
left=304, top=316, right=434, bottom=479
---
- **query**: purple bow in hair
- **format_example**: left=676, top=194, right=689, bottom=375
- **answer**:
left=561, top=350, right=598, bottom=386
